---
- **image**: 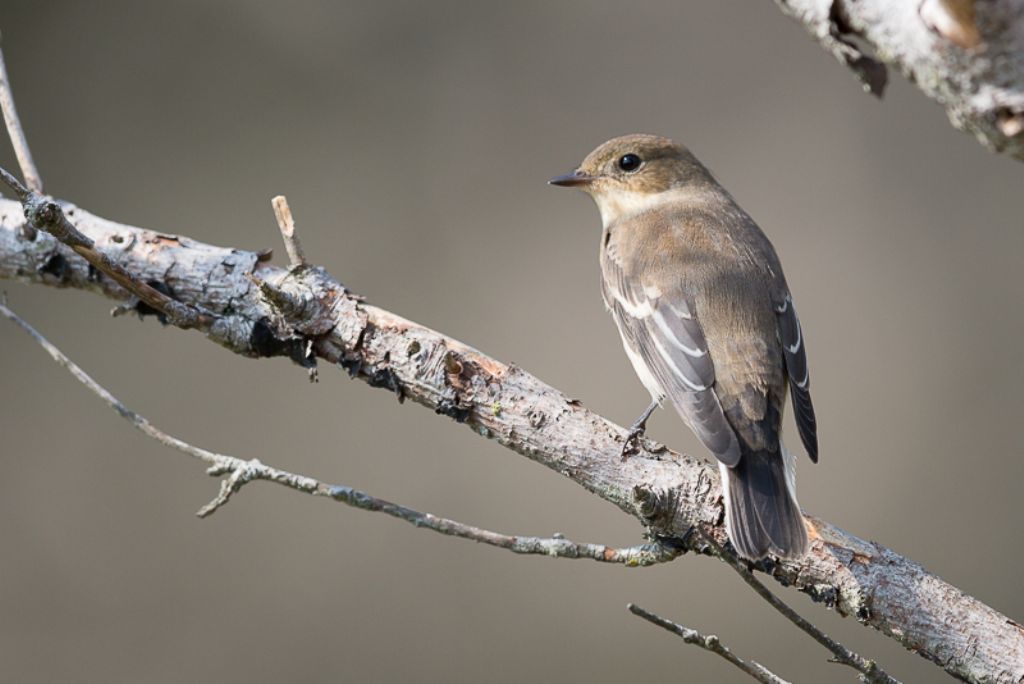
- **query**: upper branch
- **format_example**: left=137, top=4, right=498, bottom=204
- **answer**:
left=1, top=198, right=1021, bottom=682
left=774, top=0, right=1024, bottom=161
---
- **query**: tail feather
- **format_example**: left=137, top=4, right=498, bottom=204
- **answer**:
left=720, top=447, right=807, bottom=560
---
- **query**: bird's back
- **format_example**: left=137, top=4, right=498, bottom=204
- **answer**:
left=601, top=189, right=789, bottom=454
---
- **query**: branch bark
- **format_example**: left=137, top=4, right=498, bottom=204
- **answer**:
left=773, top=0, right=1024, bottom=161
left=2, top=198, right=1022, bottom=682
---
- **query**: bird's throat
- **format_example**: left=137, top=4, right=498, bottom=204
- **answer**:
left=593, top=187, right=707, bottom=228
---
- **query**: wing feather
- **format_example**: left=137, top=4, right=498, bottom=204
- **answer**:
left=775, top=295, right=818, bottom=462
left=603, top=261, right=741, bottom=466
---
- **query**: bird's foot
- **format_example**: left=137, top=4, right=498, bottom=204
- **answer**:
left=620, top=400, right=661, bottom=460
left=620, top=425, right=647, bottom=460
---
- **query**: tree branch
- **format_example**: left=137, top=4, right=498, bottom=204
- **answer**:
left=1, top=197, right=1022, bottom=682
left=1, top=188, right=874, bottom=677
left=0, top=298, right=677, bottom=567
left=773, top=0, right=1024, bottom=161
left=628, top=603, right=791, bottom=684
left=0, top=169, right=214, bottom=331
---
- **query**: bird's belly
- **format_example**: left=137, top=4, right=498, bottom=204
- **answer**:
left=620, top=337, right=666, bottom=403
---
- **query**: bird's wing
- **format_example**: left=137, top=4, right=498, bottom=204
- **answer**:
left=603, top=261, right=741, bottom=466
left=775, top=293, right=818, bottom=462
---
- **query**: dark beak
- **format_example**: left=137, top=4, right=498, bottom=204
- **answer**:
left=548, top=170, right=595, bottom=187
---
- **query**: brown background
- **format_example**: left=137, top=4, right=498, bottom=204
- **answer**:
left=1, top=1, right=1021, bottom=682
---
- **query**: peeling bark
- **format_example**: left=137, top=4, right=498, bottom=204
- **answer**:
left=1, top=197, right=1022, bottom=682
left=774, top=0, right=1024, bottom=161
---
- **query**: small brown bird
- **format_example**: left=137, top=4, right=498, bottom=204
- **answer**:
left=550, top=134, right=818, bottom=559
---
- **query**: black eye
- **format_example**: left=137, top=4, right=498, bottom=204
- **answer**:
left=617, top=153, right=642, bottom=172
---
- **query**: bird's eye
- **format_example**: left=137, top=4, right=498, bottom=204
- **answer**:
left=617, top=153, right=642, bottom=172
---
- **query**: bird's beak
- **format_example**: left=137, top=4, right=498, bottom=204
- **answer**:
left=548, top=169, right=596, bottom=187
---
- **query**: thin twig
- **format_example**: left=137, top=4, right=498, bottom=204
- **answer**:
left=697, top=529, right=901, bottom=684
left=628, top=604, right=790, bottom=684
left=0, top=298, right=679, bottom=567
left=0, top=35, right=43, bottom=195
left=271, top=195, right=306, bottom=268
left=0, top=165, right=213, bottom=331
left=269, top=194, right=318, bottom=383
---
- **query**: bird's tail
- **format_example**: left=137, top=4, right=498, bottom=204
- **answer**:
left=720, top=444, right=808, bottom=560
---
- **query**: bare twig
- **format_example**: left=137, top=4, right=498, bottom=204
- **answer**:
left=697, top=530, right=900, bottom=684
left=269, top=194, right=319, bottom=382
left=0, top=36, right=42, bottom=195
left=0, top=165, right=213, bottom=331
left=271, top=195, right=306, bottom=268
left=0, top=298, right=679, bottom=567
left=628, top=604, right=790, bottom=684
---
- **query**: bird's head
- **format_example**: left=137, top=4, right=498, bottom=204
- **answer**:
left=549, top=133, right=713, bottom=226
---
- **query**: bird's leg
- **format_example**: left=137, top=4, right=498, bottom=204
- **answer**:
left=621, top=400, right=660, bottom=459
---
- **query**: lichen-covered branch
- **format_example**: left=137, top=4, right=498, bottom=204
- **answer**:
left=1, top=198, right=1021, bottom=682
left=773, top=0, right=1024, bottom=160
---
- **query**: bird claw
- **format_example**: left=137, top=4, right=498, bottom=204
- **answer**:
left=621, top=422, right=653, bottom=460
left=620, top=400, right=661, bottom=460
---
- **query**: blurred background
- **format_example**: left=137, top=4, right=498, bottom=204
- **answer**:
left=0, top=1, right=1021, bottom=682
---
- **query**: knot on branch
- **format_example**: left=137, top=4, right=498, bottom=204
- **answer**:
left=632, top=484, right=680, bottom=536
left=254, top=267, right=341, bottom=336
left=434, top=346, right=504, bottom=424
left=24, top=195, right=92, bottom=247
left=435, top=349, right=475, bottom=421
left=197, top=457, right=264, bottom=518
left=248, top=267, right=355, bottom=379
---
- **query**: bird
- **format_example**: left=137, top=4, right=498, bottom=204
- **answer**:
left=550, top=134, right=818, bottom=559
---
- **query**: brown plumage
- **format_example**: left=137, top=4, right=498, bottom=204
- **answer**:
left=551, top=134, right=818, bottom=559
